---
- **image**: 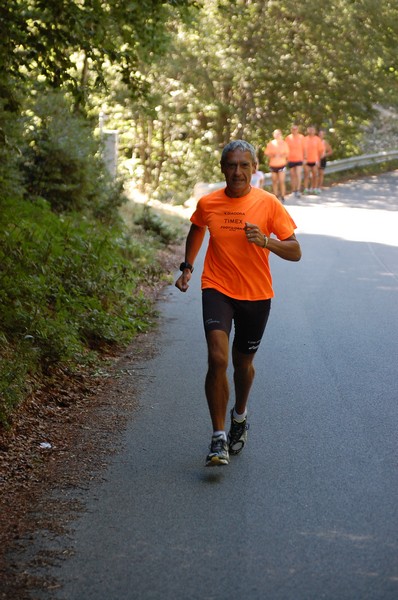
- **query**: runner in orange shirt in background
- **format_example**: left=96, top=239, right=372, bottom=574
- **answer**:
left=303, top=125, right=324, bottom=195
left=265, top=129, right=289, bottom=203
left=318, top=129, right=333, bottom=190
left=285, top=124, right=305, bottom=198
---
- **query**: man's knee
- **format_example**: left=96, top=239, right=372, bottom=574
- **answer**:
left=206, top=330, right=229, bottom=371
left=233, top=356, right=256, bottom=388
left=208, top=350, right=228, bottom=372
left=232, top=347, right=255, bottom=371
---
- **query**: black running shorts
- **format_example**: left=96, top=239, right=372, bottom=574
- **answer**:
left=202, top=288, right=271, bottom=354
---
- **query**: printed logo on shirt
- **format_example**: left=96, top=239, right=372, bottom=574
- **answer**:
left=221, top=210, right=246, bottom=232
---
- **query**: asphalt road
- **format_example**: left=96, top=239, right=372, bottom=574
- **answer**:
left=21, top=173, right=398, bottom=599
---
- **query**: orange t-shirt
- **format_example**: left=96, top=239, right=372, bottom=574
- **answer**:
left=190, top=187, right=297, bottom=300
left=285, top=133, right=304, bottom=162
left=303, top=135, right=323, bottom=163
left=265, top=139, right=289, bottom=168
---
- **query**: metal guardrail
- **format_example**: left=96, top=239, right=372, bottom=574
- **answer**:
left=193, top=149, right=398, bottom=199
left=321, top=149, right=398, bottom=174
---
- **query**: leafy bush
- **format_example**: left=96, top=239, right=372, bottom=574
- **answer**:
left=0, top=89, right=182, bottom=427
left=134, top=205, right=180, bottom=244
left=20, top=91, right=125, bottom=222
left=0, top=195, right=163, bottom=425
left=0, top=95, right=24, bottom=202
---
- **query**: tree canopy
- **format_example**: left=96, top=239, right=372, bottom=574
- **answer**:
left=1, top=0, right=398, bottom=199
left=116, top=0, right=398, bottom=195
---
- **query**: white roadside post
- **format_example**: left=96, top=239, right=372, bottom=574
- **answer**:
left=99, top=111, right=119, bottom=178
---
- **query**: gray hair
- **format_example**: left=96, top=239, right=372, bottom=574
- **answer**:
left=220, top=140, right=257, bottom=165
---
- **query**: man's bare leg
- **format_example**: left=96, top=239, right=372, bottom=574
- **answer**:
left=271, top=172, right=279, bottom=197
left=205, top=329, right=230, bottom=432
left=296, top=165, right=303, bottom=193
left=290, top=168, right=297, bottom=194
left=303, top=164, right=309, bottom=190
left=225, top=346, right=255, bottom=454
left=318, top=168, right=324, bottom=188
left=279, top=171, right=286, bottom=199
left=232, top=346, right=255, bottom=415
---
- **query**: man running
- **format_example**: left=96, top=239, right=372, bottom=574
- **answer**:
left=175, top=140, right=302, bottom=466
left=318, top=129, right=333, bottom=190
left=285, top=124, right=305, bottom=198
left=265, top=129, right=289, bottom=203
left=303, top=125, right=324, bottom=195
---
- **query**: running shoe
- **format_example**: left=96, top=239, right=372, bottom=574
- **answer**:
left=294, top=191, right=301, bottom=198
left=205, top=435, right=229, bottom=466
left=227, top=409, right=249, bottom=455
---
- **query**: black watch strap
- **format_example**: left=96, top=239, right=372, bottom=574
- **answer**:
left=179, top=261, right=194, bottom=273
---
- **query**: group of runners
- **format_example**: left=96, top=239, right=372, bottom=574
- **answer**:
left=253, top=124, right=333, bottom=202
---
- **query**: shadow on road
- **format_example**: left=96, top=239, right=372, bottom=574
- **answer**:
left=199, top=471, right=225, bottom=485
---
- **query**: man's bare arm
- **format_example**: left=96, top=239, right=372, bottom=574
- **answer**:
left=175, top=224, right=207, bottom=292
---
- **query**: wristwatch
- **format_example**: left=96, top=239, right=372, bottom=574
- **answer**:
left=179, top=261, right=194, bottom=273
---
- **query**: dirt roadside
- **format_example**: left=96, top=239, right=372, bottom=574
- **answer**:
left=0, top=242, right=183, bottom=599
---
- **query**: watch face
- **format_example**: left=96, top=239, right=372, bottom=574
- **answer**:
left=180, top=262, right=192, bottom=272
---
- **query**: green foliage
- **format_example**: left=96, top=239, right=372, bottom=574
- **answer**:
left=20, top=91, right=125, bottom=220
left=0, top=1, right=195, bottom=426
left=1, top=0, right=198, bottom=111
left=134, top=205, right=181, bottom=244
left=114, top=0, right=398, bottom=198
left=0, top=195, right=168, bottom=425
left=0, top=98, right=24, bottom=201
left=0, top=340, right=35, bottom=427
